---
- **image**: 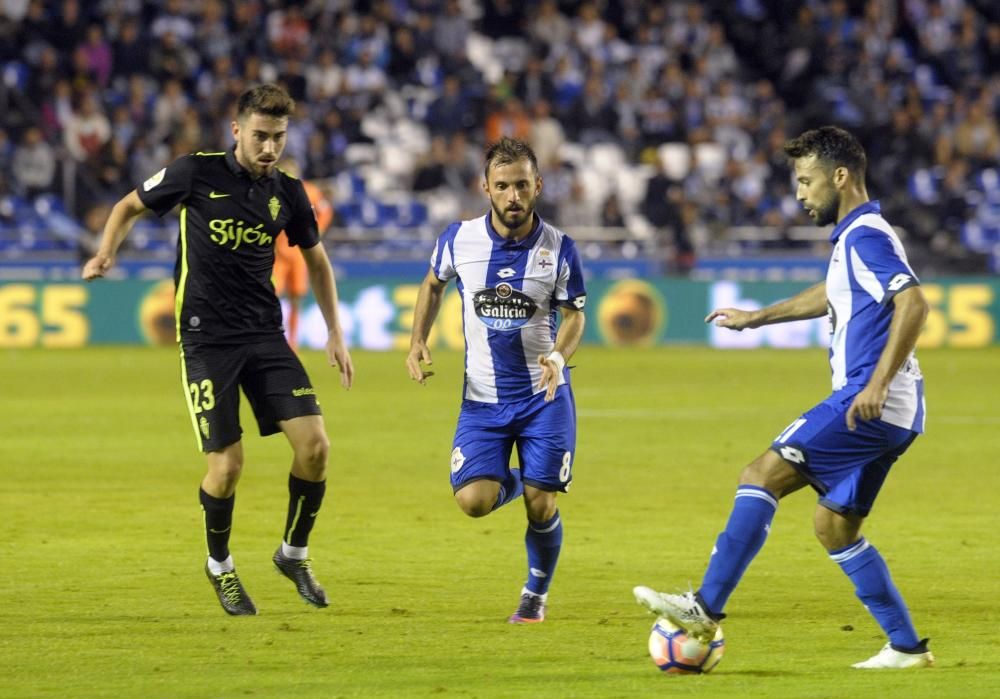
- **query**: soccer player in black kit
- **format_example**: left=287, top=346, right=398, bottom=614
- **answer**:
left=82, top=84, right=354, bottom=616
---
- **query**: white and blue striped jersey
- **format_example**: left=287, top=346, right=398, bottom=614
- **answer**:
left=430, top=214, right=587, bottom=404
left=826, top=200, right=925, bottom=432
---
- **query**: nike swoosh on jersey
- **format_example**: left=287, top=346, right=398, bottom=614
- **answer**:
left=209, top=191, right=231, bottom=199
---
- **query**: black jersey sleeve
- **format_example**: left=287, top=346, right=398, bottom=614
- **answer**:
left=284, top=179, right=321, bottom=249
left=136, top=155, right=195, bottom=217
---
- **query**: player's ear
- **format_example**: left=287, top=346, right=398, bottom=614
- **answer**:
left=833, top=166, right=849, bottom=190
left=230, top=120, right=240, bottom=141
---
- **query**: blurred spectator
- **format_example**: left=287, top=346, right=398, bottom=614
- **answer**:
left=46, top=0, right=84, bottom=51
left=343, top=48, right=387, bottom=112
left=149, top=30, right=199, bottom=83
left=112, top=18, right=149, bottom=81
left=529, top=100, right=565, bottom=171
left=954, top=97, right=1000, bottom=168
left=485, top=97, right=532, bottom=144
left=600, top=192, right=626, bottom=228
left=566, top=74, right=617, bottom=144
left=64, top=90, right=110, bottom=163
left=268, top=4, right=311, bottom=60
left=307, top=49, right=343, bottom=103
left=480, top=0, right=525, bottom=39
left=12, top=126, right=57, bottom=198
left=433, top=0, right=471, bottom=61
left=559, top=174, right=601, bottom=229
left=196, top=0, right=234, bottom=64
left=151, top=0, right=195, bottom=43
left=515, top=54, right=555, bottom=107
left=151, top=78, right=189, bottom=144
left=412, top=135, right=450, bottom=192
left=79, top=24, right=112, bottom=88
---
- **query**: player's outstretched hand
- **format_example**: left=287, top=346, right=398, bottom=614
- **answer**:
left=537, top=354, right=561, bottom=402
left=82, top=254, right=114, bottom=281
left=327, top=336, right=354, bottom=389
left=705, top=307, right=756, bottom=331
left=406, top=342, right=434, bottom=384
left=845, top=383, right=888, bottom=431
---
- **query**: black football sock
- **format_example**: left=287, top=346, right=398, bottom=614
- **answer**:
left=199, top=488, right=234, bottom=563
left=283, top=474, right=326, bottom=547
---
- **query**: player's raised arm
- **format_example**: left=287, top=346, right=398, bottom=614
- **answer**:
left=406, top=268, right=448, bottom=384
left=81, top=190, right=148, bottom=280
left=301, top=242, right=354, bottom=389
left=538, top=306, right=585, bottom=402
left=706, top=281, right=828, bottom=330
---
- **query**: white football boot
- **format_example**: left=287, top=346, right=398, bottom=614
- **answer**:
left=852, top=642, right=935, bottom=669
left=633, top=586, right=719, bottom=643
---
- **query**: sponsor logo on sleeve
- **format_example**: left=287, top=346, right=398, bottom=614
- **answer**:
left=143, top=168, right=166, bottom=191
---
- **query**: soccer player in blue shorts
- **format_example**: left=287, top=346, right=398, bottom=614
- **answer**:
left=634, top=126, right=935, bottom=669
left=406, top=137, right=587, bottom=623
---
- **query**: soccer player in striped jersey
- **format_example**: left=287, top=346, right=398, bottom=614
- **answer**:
left=635, top=126, right=935, bottom=669
left=407, top=137, right=587, bottom=623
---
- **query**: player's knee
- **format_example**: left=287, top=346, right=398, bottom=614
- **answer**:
left=813, top=506, right=862, bottom=551
left=295, top=433, right=329, bottom=475
left=454, top=488, right=493, bottom=518
left=525, top=494, right=557, bottom=523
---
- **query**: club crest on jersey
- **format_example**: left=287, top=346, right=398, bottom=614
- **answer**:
left=268, top=196, right=281, bottom=221
left=473, top=284, right=537, bottom=331
left=537, top=248, right=553, bottom=270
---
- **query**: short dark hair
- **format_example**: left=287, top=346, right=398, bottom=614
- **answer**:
left=783, top=126, right=866, bottom=176
left=484, top=137, right=539, bottom=182
left=236, top=83, right=295, bottom=121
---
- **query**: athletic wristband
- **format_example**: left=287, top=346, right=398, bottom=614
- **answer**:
left=546, top=351, right=566, bottom=372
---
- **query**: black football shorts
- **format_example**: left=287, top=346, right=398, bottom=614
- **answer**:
left=179, top=338, right=322, bottom=452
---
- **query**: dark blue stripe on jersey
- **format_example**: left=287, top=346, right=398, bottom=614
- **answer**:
left=556, top=235, right=586, bottom=306
left=457, top=275, right=469, bottom=398
left=843, top=239, right=893, bottom=386
left=433, top=221, right=462, bottom=280
left=485, top=233, right=534, bottom=401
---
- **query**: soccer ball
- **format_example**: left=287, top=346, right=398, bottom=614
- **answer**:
left=647, top=618, right=725, bottom=674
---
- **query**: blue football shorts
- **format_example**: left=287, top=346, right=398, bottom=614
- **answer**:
left=770, top=389, right=918, bottom=517
left=450, top=384, right=576, bottom=493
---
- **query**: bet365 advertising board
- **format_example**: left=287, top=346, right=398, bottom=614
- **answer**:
left=1, top=278, right=996, bottom=349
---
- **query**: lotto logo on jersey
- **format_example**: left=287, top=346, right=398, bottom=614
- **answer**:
left=888, top=273, right=912, bottom=292
left=208, top=218, right=274, bottom=250
left=473, top=284, right=537, bottom=331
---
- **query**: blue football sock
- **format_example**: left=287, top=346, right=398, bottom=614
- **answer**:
left=697, top=485, right=778, bottom=615
left=829, top=538, right=920, bottom=649
left=524, top=509, right=562, bottom=596
left=492, top=468, right=524, bottom=511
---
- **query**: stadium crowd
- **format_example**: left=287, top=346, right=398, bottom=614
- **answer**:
left=0, top=0, right=998, bottom=273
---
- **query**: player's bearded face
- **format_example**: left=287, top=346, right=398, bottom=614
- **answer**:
left=793, top=156, right=840, bottom=227
left=233, top=113, right=288, bottom=178
left=485, top=159, right=541, bottom=231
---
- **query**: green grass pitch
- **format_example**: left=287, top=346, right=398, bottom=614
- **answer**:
left=1, top=345, right=998, bottom=697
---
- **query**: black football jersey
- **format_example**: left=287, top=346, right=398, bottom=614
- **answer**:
left=137, top=148, right=319, bottom=344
